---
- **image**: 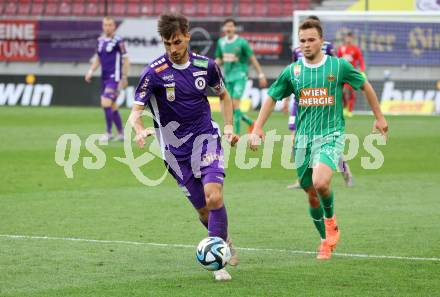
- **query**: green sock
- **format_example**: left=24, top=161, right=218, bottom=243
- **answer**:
left=309, top=206, right=326, bottom=239
left=319, top=191, right=334, bottom=219
left=240, top=113, right=254, bottom=125
left=233, top=109, right=241, bottom=134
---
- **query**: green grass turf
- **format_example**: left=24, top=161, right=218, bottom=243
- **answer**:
left=0, top=106, right=439, bottom=297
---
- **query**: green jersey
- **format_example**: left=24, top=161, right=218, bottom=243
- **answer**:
left=215, top=35, right=254, bottom=82
left=268, top=55, right=365, bottom=145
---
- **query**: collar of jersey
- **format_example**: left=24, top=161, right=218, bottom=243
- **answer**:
left=301, top=55, right=327, bottom=69
left=171, top=60, right=191, bottom=70
left=225, top=35, right=238, bottom=44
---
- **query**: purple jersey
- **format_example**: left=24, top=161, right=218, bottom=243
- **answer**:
left=96, top=35, right=127, bottom=81
left=292, top=41, right=334, bottom=62
left=135, top=52, right=226, bottom=161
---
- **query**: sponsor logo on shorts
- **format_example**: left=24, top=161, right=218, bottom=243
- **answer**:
left=201, top=153, right=224, bottom=166
left=139, top=91, right=146, bottom=98
left=298, top=88, right=334, bottom=106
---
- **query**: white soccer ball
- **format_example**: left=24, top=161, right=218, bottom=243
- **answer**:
left=196, top=236, right=231, bottom=271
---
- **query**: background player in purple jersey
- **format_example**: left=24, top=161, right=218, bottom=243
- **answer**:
left=285, top=15, right=354, bottom=189
left=129, top=13, right=238, bottom=281
left=85, top=16, right=130, bottom=142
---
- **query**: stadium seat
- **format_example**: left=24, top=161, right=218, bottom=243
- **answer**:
left=109, top=2, right=126, bottom=16
left=254, top=2, right=267, bottom=17
left=196, top=1, right=210, bottom=17
left=59, top=2, right=72, bottom=16
left=182, top=1, right=196, bottom=17
left=140, top=3, right=154, bottom=16
left=4, top=2, right=18, bottom=15
left=31, top=0, right=45, bottom=16
left=238, top=1, right=253, bottom=17
left=267, top=2, right=283, bottom=17
left=153, top=1, right=166, bottom=15
left=44, top=1, right=59, bottom=16
left=17, top=0, right=32, bottom=15
left=72, top=1, right=85, bottom=15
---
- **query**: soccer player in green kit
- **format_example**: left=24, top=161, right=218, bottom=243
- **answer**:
left=250, top=20, right=388, bottom=259
left=215, top=18, right=267, bottom=134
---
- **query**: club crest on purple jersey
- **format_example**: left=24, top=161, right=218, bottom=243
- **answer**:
left=195, top=77, right=206, bottom=90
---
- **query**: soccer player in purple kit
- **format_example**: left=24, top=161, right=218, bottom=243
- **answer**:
left=129, top=13, right=238, bottom=281
left=285, top=15, right=354, bottom=189
left=85, top=16, right=130, bottom=142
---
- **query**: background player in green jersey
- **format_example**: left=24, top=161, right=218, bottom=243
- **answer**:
left=215, top=18, right=267, bottom=135
left=250, top=20, right=388, bottom=260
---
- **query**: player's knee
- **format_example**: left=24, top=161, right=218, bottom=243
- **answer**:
left=305, top=187, right=320, bottom=208
left=313, top=179, right=330, bottom=195
left=101, top=97, right=112, bottom=108
left=205, top=189, right=223, bottom=210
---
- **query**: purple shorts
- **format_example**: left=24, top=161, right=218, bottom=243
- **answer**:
left=165, top=134, right=225, bottom=209
left=101, top=79, right=119, bottom=101
left=288, top=99, right=298, bottom=131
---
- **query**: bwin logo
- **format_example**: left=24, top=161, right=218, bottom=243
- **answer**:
left=0, top=83, right=53, bottom=106
left=381, top=81, right=440, bottom=102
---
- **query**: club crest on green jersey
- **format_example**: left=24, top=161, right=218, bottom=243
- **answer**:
left=294, top=64, right=301, bottom=77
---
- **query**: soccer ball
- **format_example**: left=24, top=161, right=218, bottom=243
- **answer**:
left=196, top=236, right=231, bottom=271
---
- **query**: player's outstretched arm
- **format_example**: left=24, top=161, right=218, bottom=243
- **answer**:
left=85, top=55, right=100, bottom=83
left=249, top=96, right=277, bottom=151
left=129, top=104, right=155, bottom=148
left=219, top=90, right=239, bottom=146
left=249, top=55, right=267, bottom=88
left=360, top=81, right=388, bottom=140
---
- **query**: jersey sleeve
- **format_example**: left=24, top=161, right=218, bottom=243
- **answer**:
left=268, top=65, right=294, bottom=101
left=117, top=38, right=128, bottom=57
left=134, top=67, right=155, bottom=106
left=207, top=59, right=226, bottom=95
left=340, top=58, right=365, bottom=90
left=215, top=40, right=223, bottom=59
left=242, top=39, right=254, bottom=59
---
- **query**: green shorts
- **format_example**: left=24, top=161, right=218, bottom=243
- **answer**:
left=294, top=133, right=345, bottom=189
left=225, top=78, right=247, bottom=99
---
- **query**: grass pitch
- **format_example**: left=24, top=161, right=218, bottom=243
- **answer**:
left=0, top=107, right=439, bottom=296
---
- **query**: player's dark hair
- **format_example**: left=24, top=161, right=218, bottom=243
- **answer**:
left=299, top=19, right=323, bottom=38
left=157, top=13, right=189, bottom=39
left=223, top=18, right=236, bottom=26
left=307, top=15, right=320, bottom=22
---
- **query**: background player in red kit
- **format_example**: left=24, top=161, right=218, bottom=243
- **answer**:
left=337, top=31, right=366, bottom=118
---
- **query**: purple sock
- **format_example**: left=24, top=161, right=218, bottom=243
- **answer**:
left=103, top=107, right=113, bottom=134
left=338, top=159, right=347, bottom=173
left=208, top=206, right=228, bottom=241
left=113, top=110, right=123, bottom=134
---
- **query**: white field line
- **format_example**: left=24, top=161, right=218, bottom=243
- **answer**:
left=0, top=234, right=439, bottom=262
